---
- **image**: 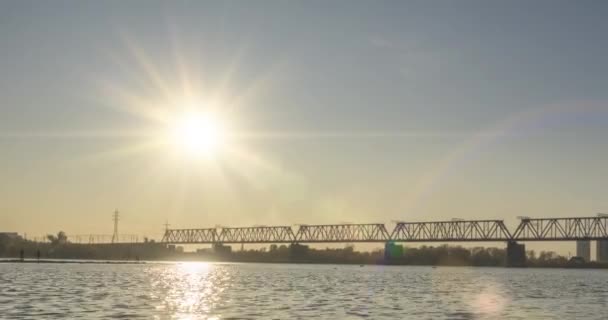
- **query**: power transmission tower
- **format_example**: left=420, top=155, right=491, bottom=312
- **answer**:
left=111, top=210, right=119, bottom=243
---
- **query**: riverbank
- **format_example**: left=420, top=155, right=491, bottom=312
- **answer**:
left=2, top=256, right=607, bottom=269
left=0, top=258, right=147, bottom=264
left=3, top=235, right=607, bottom=268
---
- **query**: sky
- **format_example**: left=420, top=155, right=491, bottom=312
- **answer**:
left=1, top=1, right=607, bottom=253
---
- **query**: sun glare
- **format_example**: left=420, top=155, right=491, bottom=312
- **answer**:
left=170, top=112, right=226, bottom=156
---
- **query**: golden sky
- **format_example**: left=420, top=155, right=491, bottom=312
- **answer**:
left=1, top=2, right=607, bottom=255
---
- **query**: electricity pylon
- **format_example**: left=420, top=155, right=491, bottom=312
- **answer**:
left=111, top=210, right=119, bottom=243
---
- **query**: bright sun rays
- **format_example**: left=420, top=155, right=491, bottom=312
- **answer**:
left=94, top=38, right=247, bottom=165
left=81, top=36, right=306, bottom=209
left=169, top=112, right=226, bottom=157
left=62, top=34, right=323, bottom=228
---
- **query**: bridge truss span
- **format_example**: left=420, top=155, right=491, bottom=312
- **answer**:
left=159, top=217, right=608, bottom=244
left=390, top=220, right=512, bottom=242
left=161, top=228, right=218, bottom=244
left=512, top=217, right=608, bottom=241
left=295, top=223, right=390, bottom=243
left=217, top=226, right=296, bottom=243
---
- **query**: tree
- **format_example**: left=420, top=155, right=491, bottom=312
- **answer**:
left=57, top=231, right=67, bottom=244
left=47, top=231, right=68, bottom=245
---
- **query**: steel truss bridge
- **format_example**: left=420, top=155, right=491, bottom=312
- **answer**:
left=161, top=216, right=608, bottom=244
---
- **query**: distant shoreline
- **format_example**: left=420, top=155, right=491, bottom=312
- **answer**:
left=1, top=257, right=607, bottom=269
left=3, top=236, right=607, bottom=268
left=0, top=259, right=147, bottom=264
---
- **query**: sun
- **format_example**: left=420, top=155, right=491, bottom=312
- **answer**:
left=169, top=112, right=226, bottom=156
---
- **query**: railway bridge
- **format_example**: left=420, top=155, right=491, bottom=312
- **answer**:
left=161, top=216, right=608, bottom=266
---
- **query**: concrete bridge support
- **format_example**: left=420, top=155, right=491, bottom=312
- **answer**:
left=506, top=241, right=526, bottom=267
left=212, top=243, right=232, bottom=255
left=384, top=241, right=404, bottom=262
left=289, top=243, right=309, bottom=258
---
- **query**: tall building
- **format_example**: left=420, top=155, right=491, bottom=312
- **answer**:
left=576, top=240, right=590, bottom=262
left=597, top=240, right=608, bottom=262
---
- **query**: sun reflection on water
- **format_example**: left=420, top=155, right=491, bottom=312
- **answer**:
left=468, top=283, right=510, bottom=316
left=151, top=262, right=231, bottom=319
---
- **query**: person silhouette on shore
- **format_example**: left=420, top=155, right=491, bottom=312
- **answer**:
left=19, top=249, right=24, bottom=262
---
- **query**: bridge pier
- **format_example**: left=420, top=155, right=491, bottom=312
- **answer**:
left=289, top=243, right=309, bottom=258
left=506, top=241, right=526, bottom=267
left=384, top=241, right=403, bottom=262
left=212, top=243, right=232, bottom=255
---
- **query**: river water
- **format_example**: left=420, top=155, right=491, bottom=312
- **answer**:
left=0, top=262, right=607, bottom=319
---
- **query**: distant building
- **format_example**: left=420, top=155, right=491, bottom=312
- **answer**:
left=576, top=240, right=591, bottom=262
left=0, top=232, right=21, bottom=240
left=597, top=240, right=608, bottom=262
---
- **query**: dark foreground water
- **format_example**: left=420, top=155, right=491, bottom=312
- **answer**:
left=0, top=262, right=607, bottom=319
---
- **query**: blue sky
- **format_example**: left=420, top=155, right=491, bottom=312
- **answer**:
left=1, top=1, right=607, bottom=252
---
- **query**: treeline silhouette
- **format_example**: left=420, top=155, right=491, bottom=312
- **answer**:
left=0, top=232, right=603, bottom=268
left=231, top=244, right=503, bottom=266
left=224, top=245, right=605, bottom=268
left=0, top=232, right=172, bottom=261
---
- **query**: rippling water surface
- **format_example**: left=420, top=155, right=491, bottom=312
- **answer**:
left=1, top=262, right=607, bottom=319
